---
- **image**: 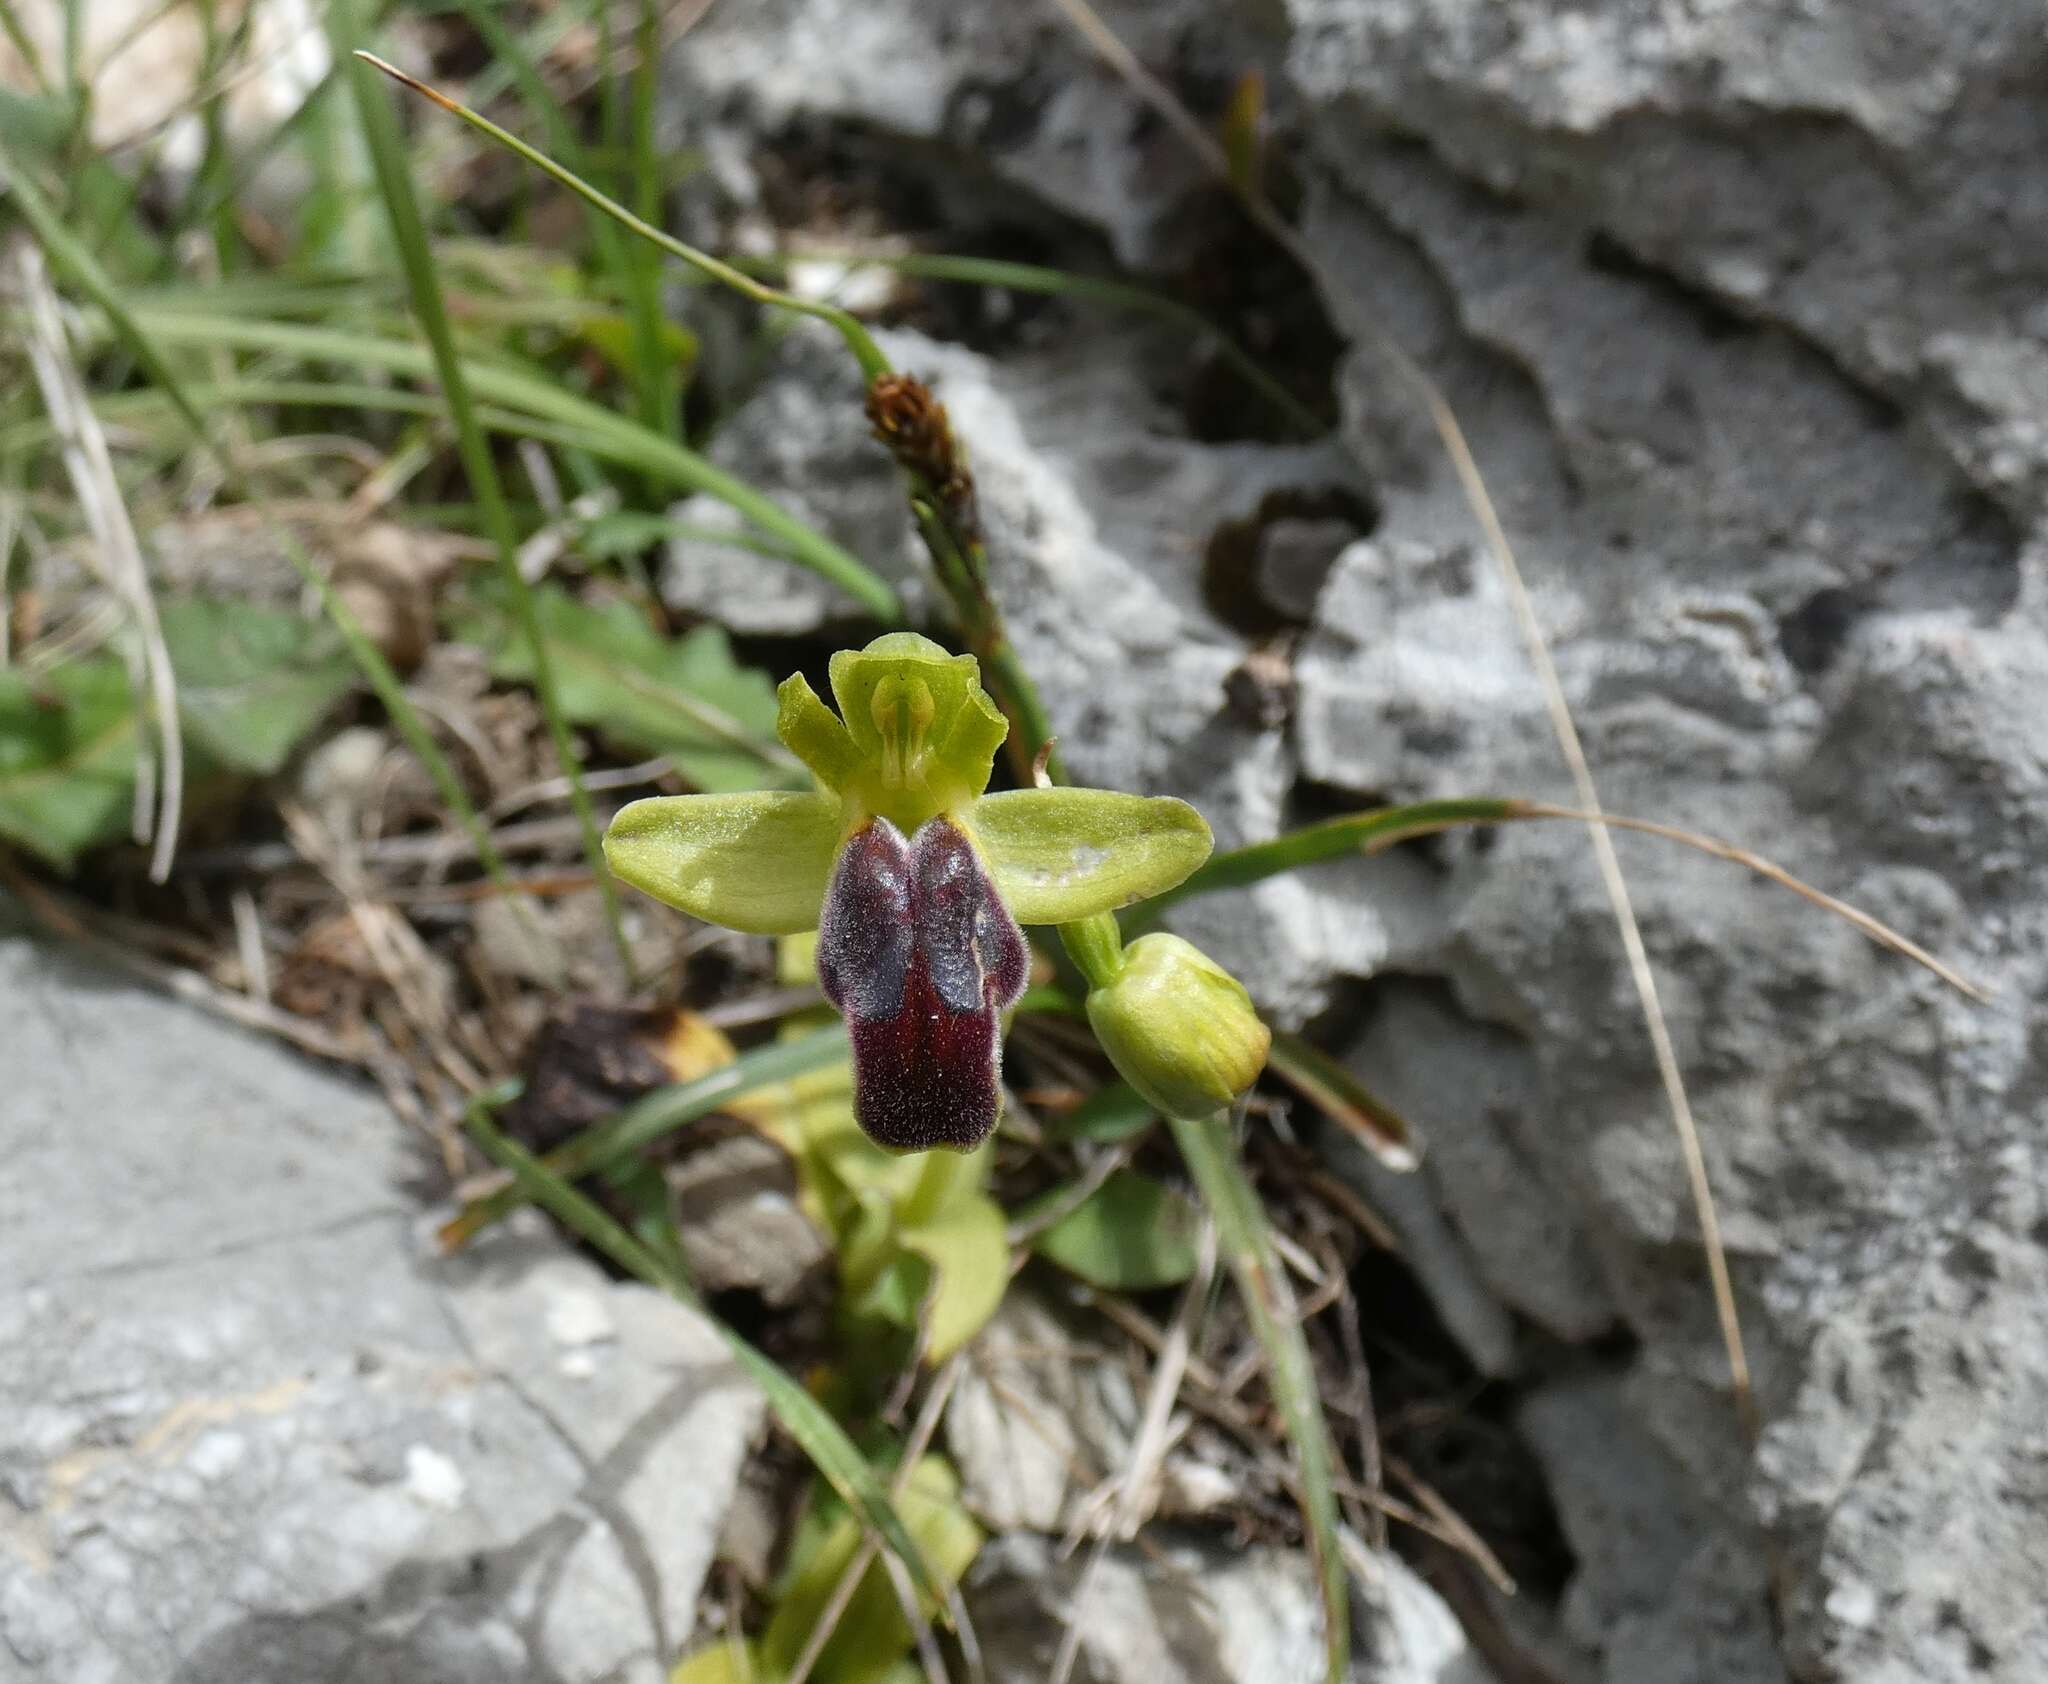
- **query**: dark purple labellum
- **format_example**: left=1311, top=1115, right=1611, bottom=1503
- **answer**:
left=816, top=815, right=1029, bottom=1151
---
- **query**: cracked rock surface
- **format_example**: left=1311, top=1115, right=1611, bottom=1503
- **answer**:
left=0, top=923, right=762, bottom=1684
left=670, top=3, right=2048, bottom=1680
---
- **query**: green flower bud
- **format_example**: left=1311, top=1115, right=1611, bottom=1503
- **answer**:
left=1084, top=933, right=1271, bottom=1119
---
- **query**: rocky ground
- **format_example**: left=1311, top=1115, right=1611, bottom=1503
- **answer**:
left=6, top=2, right=2046, bottom=1681
left=662, top=3, right=2048, bottom=1681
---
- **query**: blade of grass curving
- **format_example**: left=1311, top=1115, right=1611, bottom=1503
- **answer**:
left=1144, top=795, right=1985, bottom=1000
left=11, top=234, right=182, bottom=881
left=783, top=249, right=1326, bottom=441
left=1521, top=804, right=1991, bottom=1002
left=1042, top=0, right=1765, bottom=1438
left=439, top=1020, right=851, bottom=1248
left=440, top=0, right=651, bottom=394
left=461, top=1100, right=946, bottom=1607
left=623, top=0, right=678, bottom=448
left=1145, top=797, right=1527, bottom=915
left=334, top=1, right=634, bottom=987
left=1267, top=1030, right=1418, bottom=1172
left=115, top=308, right=900, bottom=616
left=353, top=52, right=896, bottom=383
left=0, top=145, right=217, bottom=457
left=1167, top=1105, right=1349, bottom=1684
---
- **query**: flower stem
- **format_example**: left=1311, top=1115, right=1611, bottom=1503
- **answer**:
left=1058, top=912, right=1127, bottom=993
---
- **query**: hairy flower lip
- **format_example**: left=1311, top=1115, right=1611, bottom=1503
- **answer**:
left=817, top=814, right=1028, bottom=1152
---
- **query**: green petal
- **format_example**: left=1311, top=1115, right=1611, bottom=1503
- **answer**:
left=604, top=792, right=840, bottom=933
left=933, top=683, right=1009, bottom=801
left=776, top=672, right=863, bottom=791
left=967, top=788, right=1213, bottom=924
left=828, top=632, right=1007, bottom=803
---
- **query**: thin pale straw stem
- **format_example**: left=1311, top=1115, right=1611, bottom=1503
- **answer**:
left=1045, top=0, right=1763, bottom=1439
left=785, top=1355, right=967, bottom=1684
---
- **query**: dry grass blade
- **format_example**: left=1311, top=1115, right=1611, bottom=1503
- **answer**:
left=336, top=12, right=635, bottom=986
left=1050, top=1221, right=1217, bottom=1684
left=1266, top=1029, right=1420, bottom=1172
left=0, top=856, right=361, bottom=1064
left=1522, top=804, right=1992, bottom=1003
left=1383, top=1454, right=1518, bottom=1599
left=786, top=1355, right=967, bottom=1684
left=1044, top=0, right=1762, bottom=1438
left=9, top=236, right=184, bottom=882
left=1168, top=796, right=1987, bottom=1001
left=351, top=49, right=897, bottom=384
left=1168, top=1106, right=1350, bottom=1684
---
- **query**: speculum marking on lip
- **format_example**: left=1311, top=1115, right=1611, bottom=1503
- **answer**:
left=816, top=815, right=1027, bottom=1151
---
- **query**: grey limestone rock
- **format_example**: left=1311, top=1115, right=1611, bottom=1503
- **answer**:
left=0, top=924, right=763, bottom=1683
left=967, top=1529, right=1497, bottom=1684
left=656, top=4, right=2048, bottom=1680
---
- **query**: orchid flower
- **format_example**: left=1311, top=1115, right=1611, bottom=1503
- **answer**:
left=603, top=634, right=1213, bottom=1152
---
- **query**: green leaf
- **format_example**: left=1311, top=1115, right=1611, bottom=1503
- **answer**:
left=668, top=1637, right=762, bottom=1683
left=0, top=599, right=355, bottom=870
left=899, top=1188, right=1009, bottom=1361
left=0, top=658, right=139, bottom=869
left=461, top=585, right=802, bottom=793
left=158, top=597, right=356, bottom=775
left=1051, top=1081, right=1157, bottom=1144
left=1027, top=1169, right=1201, bottom=1291
left=759, top=1455, right=982, bottom=1684
left=605, top=790, right=842, bottom=934
left=968, top=787, right=1213, bottom=924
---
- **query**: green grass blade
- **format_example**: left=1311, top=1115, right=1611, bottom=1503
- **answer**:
left=440, top=1021, right=851, bottom=1247
left=113, top=309, right=899, bottom=616
left=440, top=0, right=643, bottom=314
left=787, top=249, right=1328, bottom=441
left=623, top=0, right=678, bottom=447
left=334, top=0, right=635, bottom=986
left=461, top=1100, right=947, bottom=1608
left=1143, top=796, right=1529, bottom=915
left=1167, top=1108, right=1349, bottom=1684
left=352, top=51, right=897, bottom=385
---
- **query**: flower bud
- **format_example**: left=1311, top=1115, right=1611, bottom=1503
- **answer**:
left=1084, top=933, right=1270, bottom=1119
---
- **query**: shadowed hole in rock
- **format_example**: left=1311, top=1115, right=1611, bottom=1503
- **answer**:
left=1167, top=193, right=1349, bottom=444
left=739, top=105, right=1348, bottom=439
left=1348, top=1242, right=1582, bottom=1606
left=1202, top=487, right=1380, bottom=637
left=1778, top=586, right=1866, bottom=676
left=749, top=117, right=1120, bottom=355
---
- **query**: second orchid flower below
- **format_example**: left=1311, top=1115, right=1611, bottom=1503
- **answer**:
left=604, top=634, right=1214, bottom=1151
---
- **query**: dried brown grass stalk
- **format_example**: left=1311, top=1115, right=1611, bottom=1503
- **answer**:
left=1043, top=0, right=1768, bottom=1436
